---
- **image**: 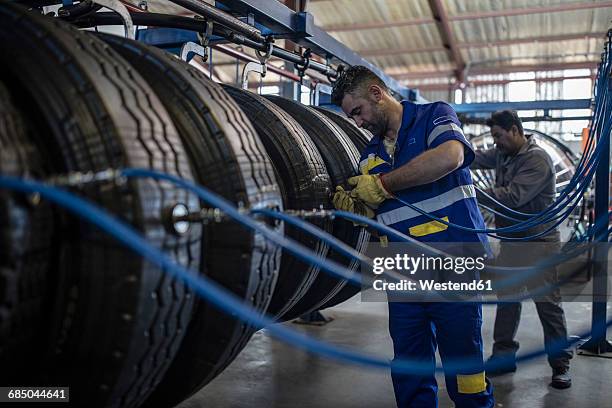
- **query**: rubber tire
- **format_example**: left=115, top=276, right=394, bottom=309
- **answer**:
left=314, top=108, right=376, bottom=310
left=0, top=80, right=55, bottom=371
left=95, top=34, right=284, bottom=407
left=0, top=5, right=200, bottom=407
left=314, top=107, right=372, bottom=152
left=223, top=85, right=333, bottom=321
left=265, top=96, right=369, bottom=320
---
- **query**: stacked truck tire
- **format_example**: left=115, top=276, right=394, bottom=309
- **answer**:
left=0, top=4, right=372, bottom=407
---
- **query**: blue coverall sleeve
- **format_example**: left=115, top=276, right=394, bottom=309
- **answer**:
left=425, top=103, right=475, bottom=169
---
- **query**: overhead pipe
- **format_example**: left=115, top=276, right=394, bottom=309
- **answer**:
left=237, top=36, right=336, bottom=79
left=167, top=0, right=264, bottom=43
left=213, top=43, right=302, bottom=82
left=73, top=12, right=310, bottom=83
left=112, top=1, right=338, bottom=80
left=73, top=12, right=339, bottom=81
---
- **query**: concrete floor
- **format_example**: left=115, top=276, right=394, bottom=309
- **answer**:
left=178, top=296, right=612, bottom=408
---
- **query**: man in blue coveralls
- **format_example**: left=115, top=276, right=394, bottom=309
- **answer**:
left=331, top=66, right=494, bottom=408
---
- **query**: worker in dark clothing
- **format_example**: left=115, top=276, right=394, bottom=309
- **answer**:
left=471, top=110, right=572, bottom=389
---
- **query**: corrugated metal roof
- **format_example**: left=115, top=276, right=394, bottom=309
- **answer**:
left=127, top=0, right=609, bottom=88
left=307, top=0, right=434, bottom=27
left=307, top=0, right=610, bottom=83
left=444, top=0, right=601, bottom=15
left=451, top=9, right=607, bottom=43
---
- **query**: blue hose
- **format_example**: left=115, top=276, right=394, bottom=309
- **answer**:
left=388, top=87, right=609, bottom=237
left=0, top=33, right=608, bottom=378
left=122, top=169, right=564, bottom=282
left=1, top=173, right=607, bottom=376
left=251, top=208, right=409, bottom=286
left=388, top=48, right=612, bottom=237
left=390, top=144, right=600, bottom=237
left=121, top=170, right=577, bottom=289
left=252, top=208, right=369, bottom=264
left=257, top=206, right=582, bottom=292
left=475, top=187, right=535, bottom=218
left=478, top=202, right=528, bottom=223
left=333, top=208, right=603, bottom=292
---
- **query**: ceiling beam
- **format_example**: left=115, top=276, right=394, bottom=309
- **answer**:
left=460, top=32, right=607, bottom=48
left=470, top=73, right=596, bottom=86
left=322, top=17, right=435, bottom=32
left=427, top=0, right=465, bottom=83
left=451, top=1, right=612, bottom=21
left=358, top=32, right=606, bottom=57
left=320, top=1, right=612, bottom=32
left=391, top=61, right=599, bottom=80
left=412, top=74, right=595, bottom=91
left=463, top=61, right=599, bottom=76
left=359, top=45, right=446, bottom=56
left=392, top=70, right=455, bottom=80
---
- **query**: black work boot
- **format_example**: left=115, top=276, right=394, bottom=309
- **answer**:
left=551, top=367, right=571, bottom=389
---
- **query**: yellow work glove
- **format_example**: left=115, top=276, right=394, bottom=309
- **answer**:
left=347, top=174, right=394, bottom=207
left=332, top=186, right=375, bottom=225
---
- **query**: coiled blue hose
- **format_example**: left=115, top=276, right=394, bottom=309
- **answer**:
left=391, top=141, right=600, bottom=238
left=391, top=40, right=612, bottom=238
left=384, top=54, right=611, bottom=238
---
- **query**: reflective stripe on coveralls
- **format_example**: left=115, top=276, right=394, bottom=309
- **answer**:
left=357, top=100, right=494, bottom=408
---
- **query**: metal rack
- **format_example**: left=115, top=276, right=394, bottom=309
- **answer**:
left=452, top=98, right=593, bottom=122
left=214, top=0, right=420, bottom=101
left=63, top=0, right=421, bottom=102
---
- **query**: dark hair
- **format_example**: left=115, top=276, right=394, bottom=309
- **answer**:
left=486, top=110, right=524, bottom=135
left=331, top=65, right=389, bottom=106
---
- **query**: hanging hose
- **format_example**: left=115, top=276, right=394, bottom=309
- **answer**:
left=386, top=93, right=608, bottom=238
left=472, top=41, right=611, bottom=237
left=478, top=202, right=530, bottom=223
left=390, top=57, right=611, bottom=237
left=252, top=208, right=369, bottom=264
left=1, top=172, right=608, bottom=376
left=119, top=168, right=598, bottom=295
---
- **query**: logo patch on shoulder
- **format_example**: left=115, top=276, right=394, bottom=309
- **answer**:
left=433, top=115, right=454, bottom=125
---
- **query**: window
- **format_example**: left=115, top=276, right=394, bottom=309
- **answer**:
left=259, top=85, right=280, bottom=96
left=454, top=88, right=463, bottom=104
left=300, top=85, right=311, bottom=105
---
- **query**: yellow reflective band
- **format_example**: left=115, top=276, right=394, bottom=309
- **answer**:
left=457, top=372, right=486, bottom=394
left=360, top=156, right=388, bottom=175
left=408, top=217, right=449, bottom=237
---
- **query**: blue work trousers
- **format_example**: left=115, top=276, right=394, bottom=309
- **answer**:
left=388, top=302, right=494, bottom=408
